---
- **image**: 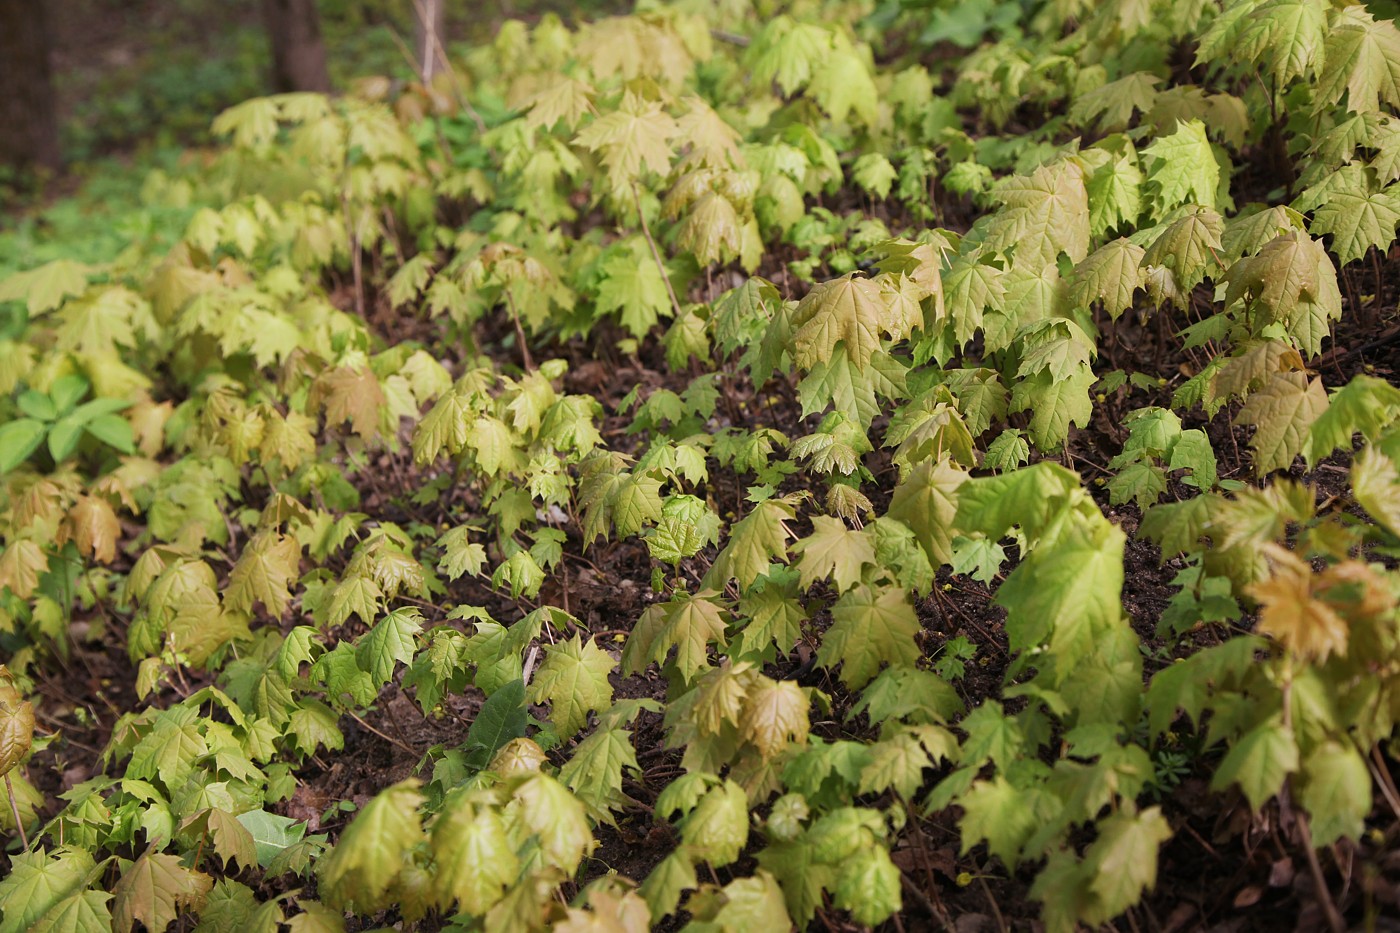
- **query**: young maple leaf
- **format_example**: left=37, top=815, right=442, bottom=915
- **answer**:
left=573, top=91, right=678, bottom=193
left=1249, top=546, right=1349, bottom=660
left=1235, top=371, right=1329, bottom=475
left=522, top=75, right=597, bottom=131
left=310, top=366, right=385, bottom=440
left=226, top=532, right=301, bottom=618
left=64, top=495, right=121, bottom=564
left=1317, top=6, right=1400, bottom=114
left=111, top=852, right=212, bottom=933
left=430, top=795, right=518, bottom=916
left=318, top=780, right=424, bottom=910
left=528, top=635, right=616, bottom=738
left=1142, top=119, right=1219, bottom=211
left=816, top=584, right=921, bottom=689
left=791, top=516, right=875, bottom=592
left=706, top=495, right=799, bottom=590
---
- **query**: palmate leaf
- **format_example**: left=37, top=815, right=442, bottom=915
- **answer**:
left=986, top=160, right=1091, bottom=272
left=356, top=608, right=424, bottom=685
left=1232, top=0, right=1327, bottom=88
left=595, top=244, right=672, bottom=337
left=573, top=91, right=677, bottom=191
left=790, top=275, right=891, bottom=372
left=797, top=345, right=907, bottom=428
left=30, top=890, right=113, bottom=933
left=111, top=851, right=213, bottom=933
left=226, top=532, right=301, bottom=618
left=431, top=794, right=518, bottom=916
left=1142, top=119, right=1218, bottom=211
left=1317, top=6, right=1400, bottom=114
left=1069, top=238, right=1146, bottom=319
left=1081, top=806, right=1172, bottom=923
left=1305, top=375, right=1400, bottom=464
left=1210, top=716, right=1298, bottom=811
left=1235, top=371, right=1329, bottom=475
left=816, top=584, right=921, bottom=689
left=791, top=516, right=875, bottom=592
left=707, top=496, right=798, bottom=590
left=317, top=779, right=424, bottom=911
left=1010, top=367, right=1095, bottom=451
left=1070, top=73, right=1160, bottom=132
left=0, top=848, right=96, bottom=933
left=528, top=636, right=616, bottom=737
left=1299, top=740, right=1371, bottom=847
left=560, top=726, right=641, bottom=819
left=1308, top=171, right=1400, bottom=265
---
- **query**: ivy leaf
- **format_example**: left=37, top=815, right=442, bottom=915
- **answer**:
left=226, top=532, right=301, bottom=618
left=1235, top=371, right=1329, bottom=475
left=317, top=780, right=424, bottom=911
left=1211, top=716, right=1298, bottom=811
left=112, top=852, right=213, bottom=933
left=528, top=636, right=616, bottom=738
left=356, top=608, right=424, bottom=685
left=816, top=584, right=921, bottom=689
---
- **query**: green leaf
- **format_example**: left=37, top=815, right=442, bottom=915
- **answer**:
left=1235, top=371, right=1329, bottom=475
left=464, top=678, right=528, bottom=769
left=1309, top=175, right=1400, bottom=266
left=679, top=779, right=750, bottom=866
left=317, top=779, right=424, bottom=910
left=0, top=419, right=44, bottom=473
left=355, top=607, right=424, bottom=685
left=833, top=846, right=902, bottom=926
left=560, top=726, right=641, bottom=819
left=0, top=848, right=96, bottom=933
left=112, top=851, right=213, bottom=933
left=1305, top=374, right=1400, bottom=464
left=226, top=532, right=301, bottom=618
left=512, top=773, right=593, bottom=873
left=707, top=496, right=797, bottom=590
left=816, top=584, right=921, bottom=689
left=1210, top=716, right=1298, bottom=811
left=986, top=160, right=1091, bottom=272
left=0, top=259, right=90, bottom=315
left=528, top=636, right=616, bottom=738
left=1082, top=806, right=1172, bottom=922
left=431, top=793, right=518, bottom=916
left=1317, top=7, right=1400, bottom=114
left=30, top=891, right=113, bottom=933
left=958, top=775, right=1041, bottom=866
left=1299, top=741, right=1371, bottom=846
left=235, top=810, right=308, bottom=870
left=84, top=413, right=135, bottom=454
left=1069, top=238, right=1146, bottom=319
left=596, top=246, right=672, bottom=338
left=1142, top=119, right=1218, bottom=211
left=791, top=516, right=875, bottom=592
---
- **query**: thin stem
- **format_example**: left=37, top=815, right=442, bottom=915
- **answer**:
left=503, top=291, right=535, bottom=372
left=347, top=710, right=417, bottom=756
left=4, top=773, right=29, bottom=850
left=1296, top=805, right=1346, bottom=933
left=632, top=182, right=685, bottom=320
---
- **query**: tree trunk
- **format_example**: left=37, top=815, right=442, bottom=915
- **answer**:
left=414, top=0, right=448, bottom=84
left=261, top=0, right=332, bottom=94
left=0, top=0, right=62, bottom=173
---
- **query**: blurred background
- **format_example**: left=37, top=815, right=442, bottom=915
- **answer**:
left=0, top=0, right=625, bottom=181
